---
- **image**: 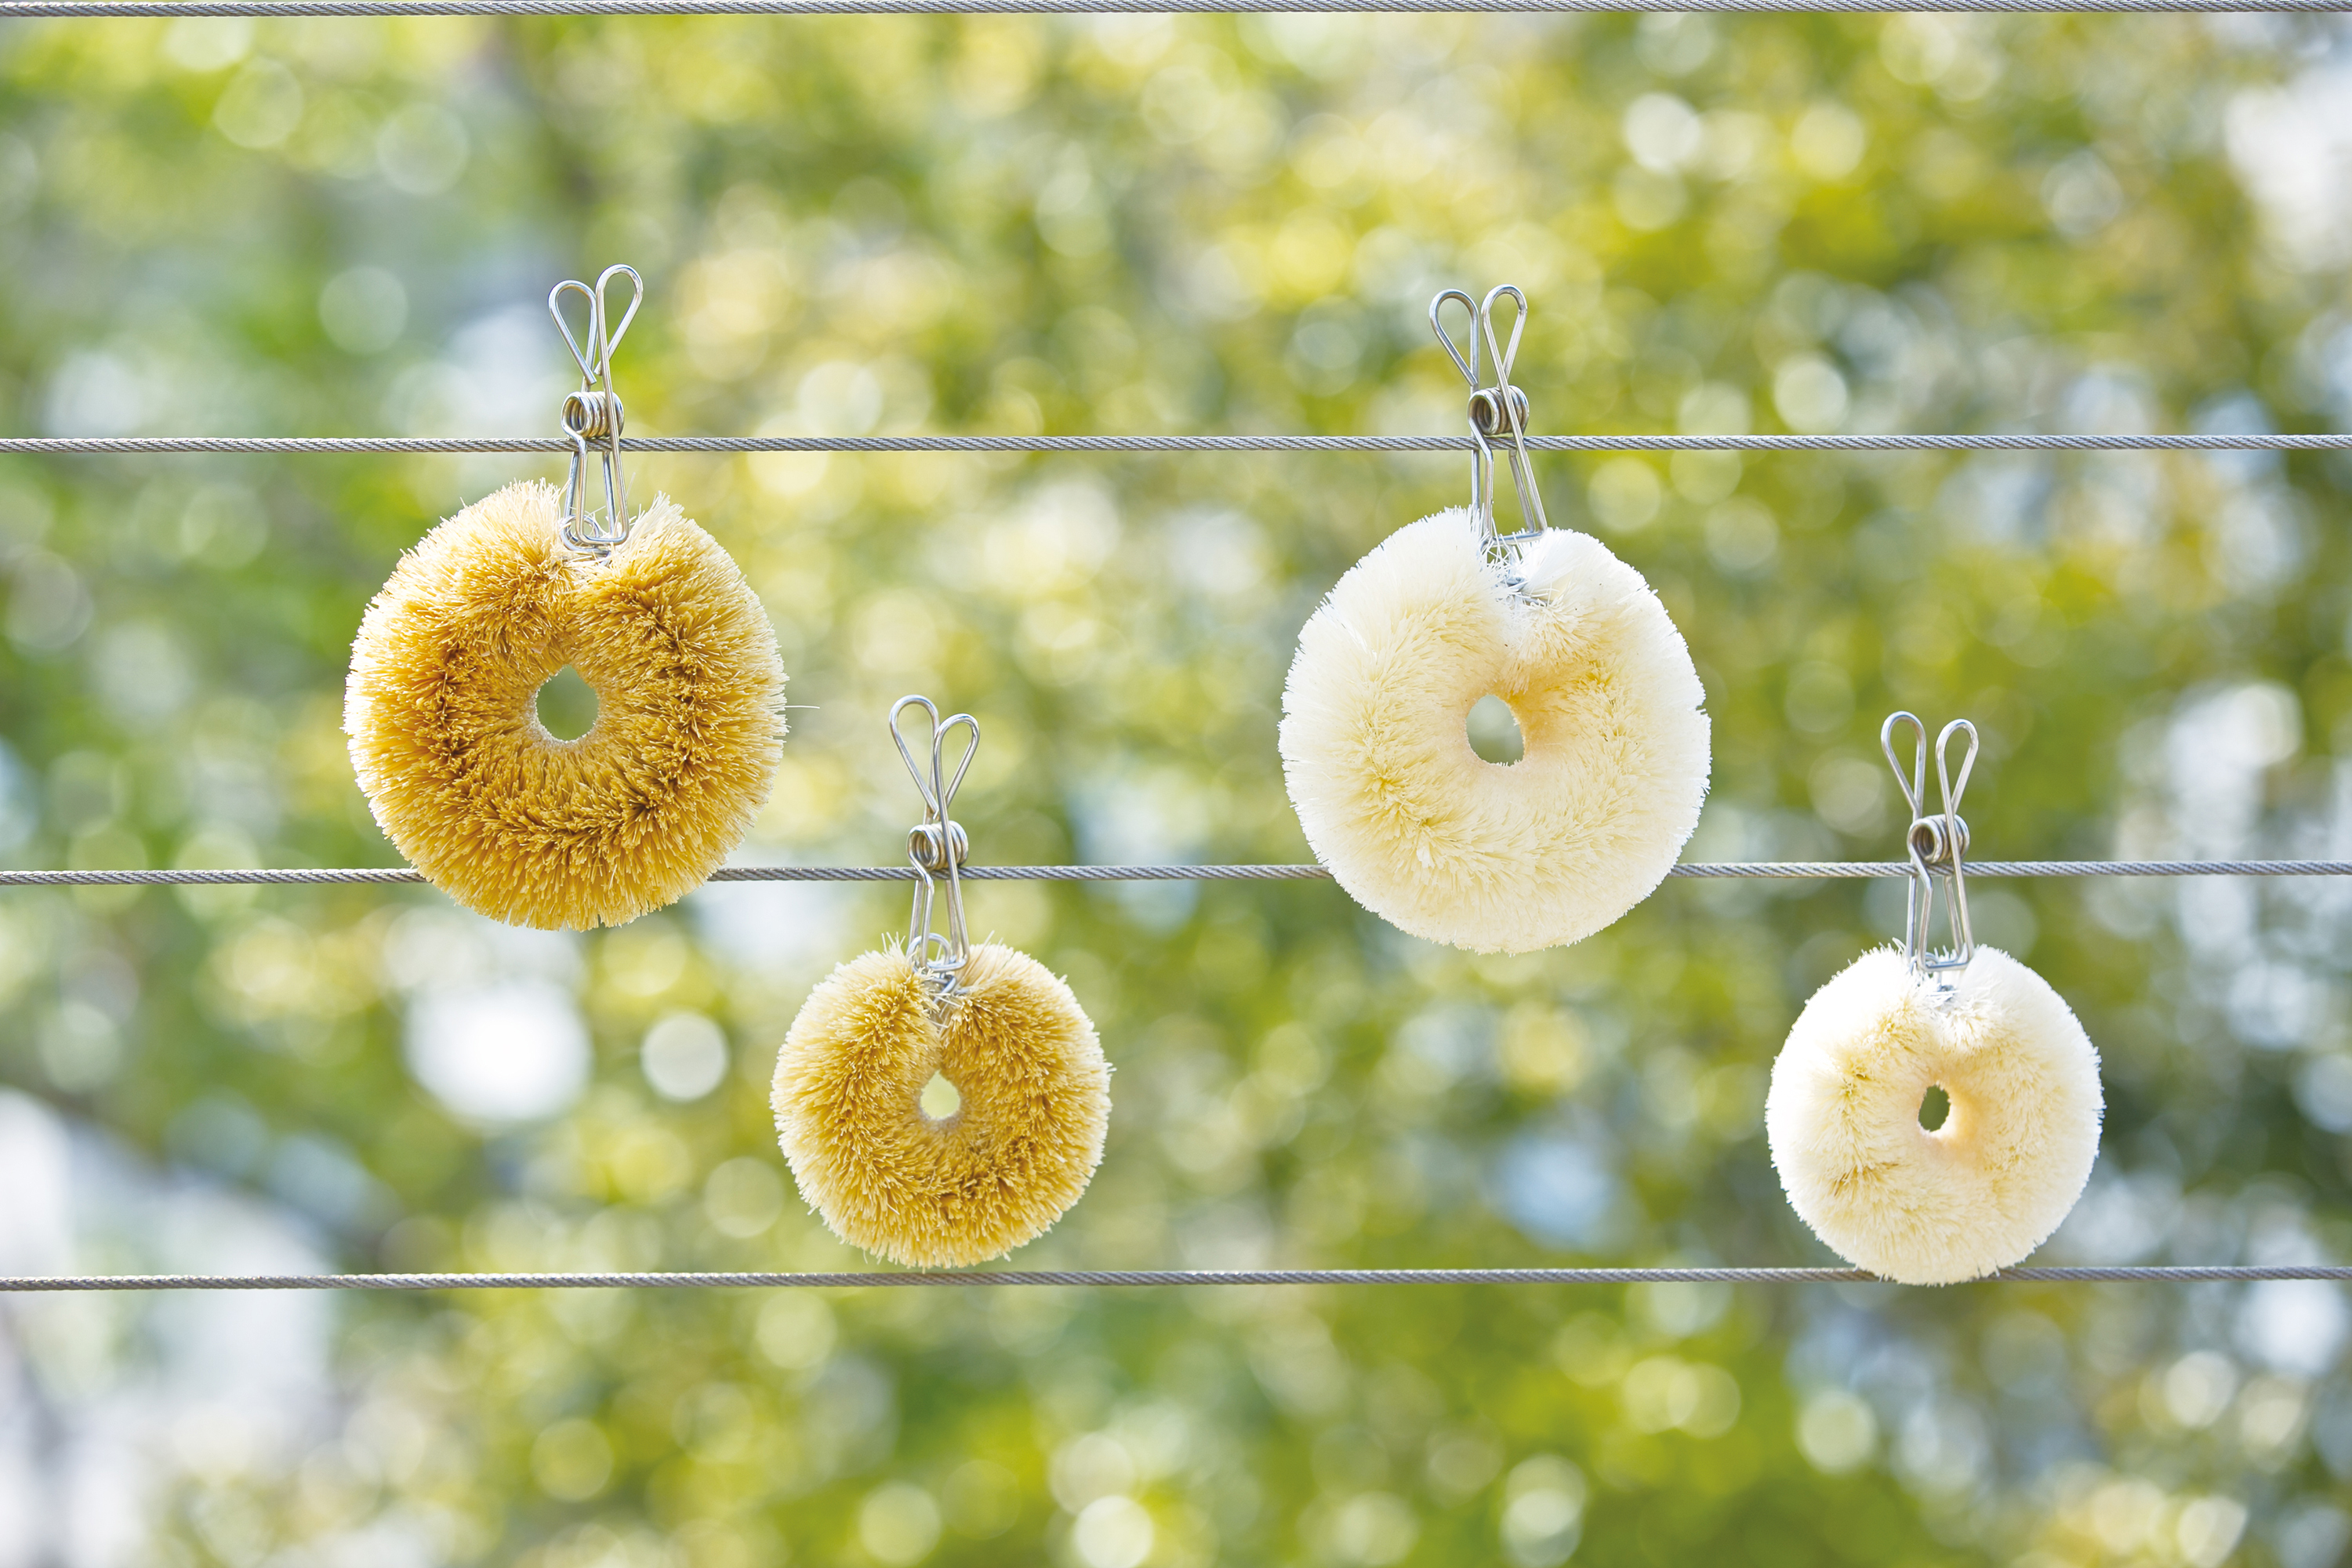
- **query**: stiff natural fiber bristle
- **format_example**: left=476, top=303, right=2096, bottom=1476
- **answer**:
left=772, top=942, right=1110, bottom=1269
left=1766, top=946, right=2104, bottom=1286
left=1280, top=508, right=1710, bottom=954
left=345, top=480, right=787, bottom=930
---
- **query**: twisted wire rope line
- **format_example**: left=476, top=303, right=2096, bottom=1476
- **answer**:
left=1, top=1265, right=2346, bottom=1292
left=6, top=861, right=2336, bottom=1291
left=0, top=22, right=2321, bottom=1302
left=5, top=434, right=2352, bottom=454
left=5, top=859, right=2350, bottom=886
left=3, top=0, right=2348, bottom=13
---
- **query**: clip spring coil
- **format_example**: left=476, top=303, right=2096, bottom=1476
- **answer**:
left=548, top=263, right=644, bottom=554
left=1880, top=711, right=1980, bottom=991
left=891, top=695, right=979, bottom=1006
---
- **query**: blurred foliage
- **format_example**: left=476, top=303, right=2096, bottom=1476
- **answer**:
left=4, top=9, right=2352, bottom=1567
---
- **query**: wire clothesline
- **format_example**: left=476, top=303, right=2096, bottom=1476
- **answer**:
left=2, top=22, right=2331, bottom=1320
left=6, top=855, right=2325, bottom=1294
left=1, top=0, right=2344, bottom=15
left=2, top=858, right=2347, bottom=886
left=4, top=1265, right=2347, bottom=1293
left=4, top=433, right=2349, bottom=455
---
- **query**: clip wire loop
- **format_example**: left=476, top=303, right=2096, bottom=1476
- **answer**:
left=1429, top=283, right=1548, bottom=547
left=548, top=263, right=644, bottom=553
left=891, top=695, right=979, bottom=1001
left=1880, top=711, right=1980, bottom=987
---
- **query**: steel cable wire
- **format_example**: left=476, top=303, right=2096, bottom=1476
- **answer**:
left=2, top=1, right=2348, bottom=15
left=2, top=3, right=2338, bottom=1304
left=5, top=433, right=2352, bottom=453
left=5, top=858, right=2351, bottom=886
left=5, top=862, right=2339, bottom=1291
left=1, top=1265, right=2346, bottom=1291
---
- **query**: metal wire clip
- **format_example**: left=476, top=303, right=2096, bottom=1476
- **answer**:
left=891, top=694, right=978, bottom=1004
left=1880, top=711, right=1980, bottom=992
left=548, top=263, right=644, bottom=554
left=1430, top=283, right=1551, bottom=553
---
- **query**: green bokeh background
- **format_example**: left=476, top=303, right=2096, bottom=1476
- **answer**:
left=2, top=10, right=2350, bottom=1566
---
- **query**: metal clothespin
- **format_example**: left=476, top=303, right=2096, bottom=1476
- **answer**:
left=548, top=263, right=644, bottom=554
left=891, top=695, right=978, bottom=1006
left=1881, top=711, right=1980, bottom=993
left=1430, top=283, right=1551, bottom=556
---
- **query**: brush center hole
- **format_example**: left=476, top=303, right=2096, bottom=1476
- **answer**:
left=920, top=1073, right=962, bottom=1120
left=1918, top=1084, right=1951, bottom=1131
left=536, top=666, right=600, bottom=740
left=1467, top=695, right=1525, bottom=765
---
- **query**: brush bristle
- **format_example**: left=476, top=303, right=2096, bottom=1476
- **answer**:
left=344, top=480, right=788, bottom=930
left=772, top=943, right=1110, bottom=1268
left=1766, top=946, right=2103, bottom=1285
left=1279, top=508, right=1710, bottom=953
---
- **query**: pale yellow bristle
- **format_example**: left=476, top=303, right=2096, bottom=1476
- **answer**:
left=1766, top=946, right=2104, bottom=1285
left=1279, top=508, right=1711, bottom=953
